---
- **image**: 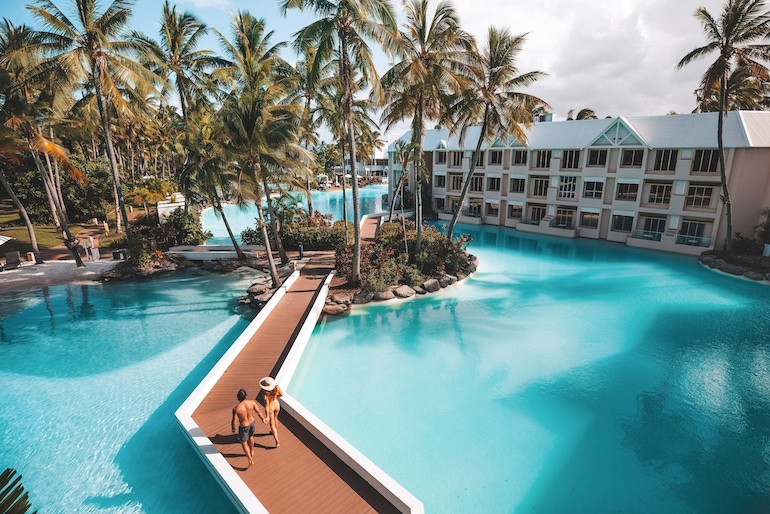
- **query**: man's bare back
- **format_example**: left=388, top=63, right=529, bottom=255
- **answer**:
left=233, top=399, right=261, bottom=427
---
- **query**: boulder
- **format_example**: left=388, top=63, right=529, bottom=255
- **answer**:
left=720, top=263, right=746, bottom=275
left=373, top=290, right=395, bottom=301
left=744, top=271, right=765, bottom=281
left=247, top=284, right=268, bottom=295
left=330, top=292, right=354, bottom=304
left=708, top=259, right=726, bottom=269
left=439, top=274, right=457, bottom=288
left=353, top=292, right=373, bottom=304
left=393, top=285, right=416, bottom=298
left=423, top=278, right=441, bottom=292
left=413, top=286, right=427, bottom=295
left=323, top=303, right=348, bottom=316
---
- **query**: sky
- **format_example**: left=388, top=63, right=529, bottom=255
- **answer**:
left=4, top=0, right=729, bottom=147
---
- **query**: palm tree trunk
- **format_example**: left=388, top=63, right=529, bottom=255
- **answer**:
left=262, top=176, right=289, bottom=264
left=214, top=199, right=246, bottom=260
left=718, top=73, right=732, bottom=253
left=29, top=145, right=84, bottom=267
left=340, top=36, right=361, bottom=285
left=255, top=188, right=281, bottom=288
left=448, top=117, right=488, bottom=241
left=94, top=65, right=131, bottom=237
left=388, top=173, right=405, bottom=221
left=413, top=102, right=424, bottom=254
left=338, top=138, right=349, bottom=244
left=0, top=168, right=43, bottom=264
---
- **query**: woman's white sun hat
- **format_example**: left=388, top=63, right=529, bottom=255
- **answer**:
left=260, top=376, right=276, bottom=391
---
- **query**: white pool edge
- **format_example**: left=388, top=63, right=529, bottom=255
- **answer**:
left=175, top=268, right=424, bottom=514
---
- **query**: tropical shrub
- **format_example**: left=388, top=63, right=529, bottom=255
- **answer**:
left=164, top=208, right=211, bottom=245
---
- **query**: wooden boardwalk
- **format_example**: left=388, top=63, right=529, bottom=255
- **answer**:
left=190, top=252, right=402, bottom=514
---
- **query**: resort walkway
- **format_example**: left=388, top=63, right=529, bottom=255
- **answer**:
left=361, top=214, right=383, bottom=241
left=189, top=251, right=401, bottom=514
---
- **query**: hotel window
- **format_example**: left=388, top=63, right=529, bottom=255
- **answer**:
left=435, top=175, right=446, bottom=188
left=435, top=198, right=445, bottom=211
left=580, top=211, right=599, bottom=228
left=644, top=216, right=667, bottom=234
left=532, top=176, right=549, bottom=197
left=621, top=149, right=643, bottom=167
left=449, top=174, right=463, bottom=190
left=587, top=149, right=607, bottom=166
left=647, top=183, right=672, bottom=204
left=558, top=176, right=577, bottom=199
left=450, top=151, right=463, bottom=167
left=486, top=202, right=499, bottom=216
left=509, top=178, right=525, bottom=193
left=533, top=150, right=552, bottom=169
left=685, top=184, right=714, bottom=208
left=583, top=181, right=603, bottom=199
left=508, top=205, right=523, bottom=218
left=435, top=151, right=447, bottom=164
left=468, top=198, right=482, bottom=216
left=653, top=149, right=677, bottom=171
left=561, top=150, right=581, bottom=170
left=611, top=214, right=634, bottom=232
left=487, top=177, right=501, bottom=192
left=474, top=151, right=485, bottom=167
left=530, top=205, right=546, bottom=221
left=616, top=183, right=639, bottom=201
left=470, top=174, right=483, bottom=192
left=692, top=149, right=719, bottom=172
left=680, top=220, right=706, bottom=237
left=555, top=208, right=574, bottom=227
left=512, top=150, right=527, bottom=166
left=489, top=150, right=503, bottom=165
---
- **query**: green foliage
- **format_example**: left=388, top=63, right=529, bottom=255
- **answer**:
left=731, top=232, right=762, bottom=255
left=336, top=220, right=472, bottom=293
left=164, top=208, right=211, bottom=245
left=757, top=207, right=770, bottom=244
left=242, top=215, right=348, bottom=250
left=0, top=467, right=37, bottom=514
left=126, top=234, right=152, bottom=267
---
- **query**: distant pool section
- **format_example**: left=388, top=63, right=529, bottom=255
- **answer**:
left=0, top=272, right=251, bottom=513
left=291, top=223, right=770, bottom=513
left=201, top=184, right=388, bottom=245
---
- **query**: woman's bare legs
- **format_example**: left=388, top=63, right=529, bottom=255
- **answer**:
left=269, top=409, right=280, bottom=447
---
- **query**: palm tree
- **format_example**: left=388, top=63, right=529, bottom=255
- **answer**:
left=445, top=27, right=548, bottom=241
left=0, top=125, right=44, bottom=263
left=677, top=0, right=770, bottom=252
left=0, top=19, right=85, bottom=265
left=132, top=0, right=225, bottom=123
left=216, top=12, right=305, bottom=287
left=566, top=108, right=597, bottom=120
left=694, top=63, right=768, bottom=112
left=280, top=0, right=399, bottom=286
left=179, top=110, right=247, bottom=260
left=28, top=0, right=164, bottom=238
left=380, top=0, right=474, bottom=254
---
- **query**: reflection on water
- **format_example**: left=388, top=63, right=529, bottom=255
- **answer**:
left=202, top=184, right=388, bottom=245
left=292, top=223, right=770, bottom=514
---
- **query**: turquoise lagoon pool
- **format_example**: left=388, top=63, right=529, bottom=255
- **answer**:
left=201, top=184, right=388, bottom=245
left=291, top=224, right=770, bottom=513
left=0, top=272, right=249, bottom=513
left=3, top=219, right=769, bottom=513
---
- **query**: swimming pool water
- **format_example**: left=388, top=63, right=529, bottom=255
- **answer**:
left=202, top=184, right=388, bottom=245
left=0, top=272, right=251, bottom=513
left=291, top=224, right=770, bottom=513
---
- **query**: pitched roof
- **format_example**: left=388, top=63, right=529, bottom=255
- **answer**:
left=388, top=111, right=770, bottom=152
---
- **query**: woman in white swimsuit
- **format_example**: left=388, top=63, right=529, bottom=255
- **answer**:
left=260, top=376, right=283, bottom=447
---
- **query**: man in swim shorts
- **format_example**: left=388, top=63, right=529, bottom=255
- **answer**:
left=231, top=388, right=267, bottom=468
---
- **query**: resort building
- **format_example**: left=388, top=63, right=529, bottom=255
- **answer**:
left=387, top=111, right=770, bottom=255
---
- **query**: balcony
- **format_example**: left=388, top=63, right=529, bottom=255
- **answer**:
left=675, top=234, right=711, bottom=247
left=630, top=229, right=662, bottom=242
left=549, top=219, right=576, bottom=230
left=515, top=215, right=578, bottom=238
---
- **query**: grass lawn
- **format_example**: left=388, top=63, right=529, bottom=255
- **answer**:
left=0, top=199, right=86, bottom=254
